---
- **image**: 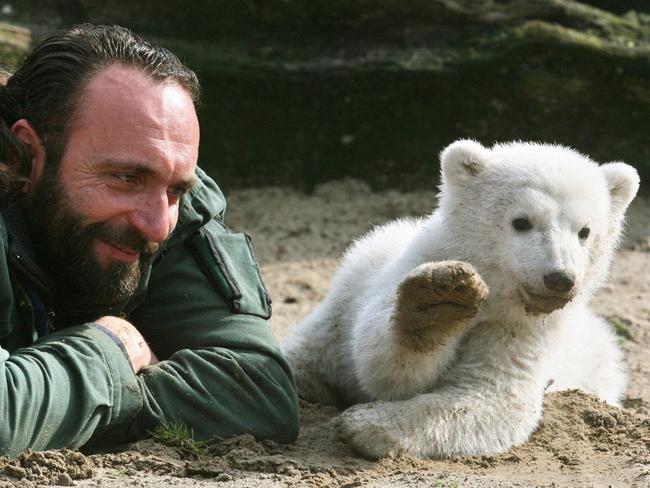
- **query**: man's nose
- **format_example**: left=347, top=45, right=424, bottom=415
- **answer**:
left=130, top=193, right=174, bottom=243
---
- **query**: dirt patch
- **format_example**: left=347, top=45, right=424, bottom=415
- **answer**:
left=0, top=449, right=94, bottom=487
left=488, top=390, right=650, bottom=469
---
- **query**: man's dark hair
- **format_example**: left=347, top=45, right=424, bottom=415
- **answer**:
left=0, top=23, right=201, bottom=187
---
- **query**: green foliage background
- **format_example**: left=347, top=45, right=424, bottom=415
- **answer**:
left=3, top=1, right=650, bottom=190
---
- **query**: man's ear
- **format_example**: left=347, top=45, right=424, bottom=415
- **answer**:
left=440, top=139, right=491, bottom=187
left=10, top=118, right=45, bottom=192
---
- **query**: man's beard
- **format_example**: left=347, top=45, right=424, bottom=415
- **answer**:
left=26, top=168, right=160, bottom=307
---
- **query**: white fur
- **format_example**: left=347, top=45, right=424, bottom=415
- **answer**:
left=282, top=140, right=639, bottom=459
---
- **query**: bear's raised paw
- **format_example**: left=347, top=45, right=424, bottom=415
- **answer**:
left=394, top=261, right=488, bottom=351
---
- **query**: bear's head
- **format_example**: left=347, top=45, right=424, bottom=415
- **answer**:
left=436, top=139, right=639, bottom=315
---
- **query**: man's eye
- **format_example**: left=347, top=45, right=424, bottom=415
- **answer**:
left=113, top=173, right=138, bottom=184
left=512, top=217, right=533, bottom=232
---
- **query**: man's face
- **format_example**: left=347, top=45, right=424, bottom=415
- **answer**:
left=27, top=64, right=200, bottom=306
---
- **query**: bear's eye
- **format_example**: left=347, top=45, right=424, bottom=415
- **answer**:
left=578, top=227, right=591, bottom=240
left=512, top=217, right=533, bottom=232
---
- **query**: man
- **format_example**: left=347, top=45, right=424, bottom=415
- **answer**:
left=0, top=23, right=298, bottom=456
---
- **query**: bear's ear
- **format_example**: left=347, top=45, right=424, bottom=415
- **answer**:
left=440, top=139, right=491, bottom=186
left=601, top=162, right=640, bottom=214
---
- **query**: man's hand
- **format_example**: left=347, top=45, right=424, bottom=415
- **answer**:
left=95, top=316, right=159, bottom=373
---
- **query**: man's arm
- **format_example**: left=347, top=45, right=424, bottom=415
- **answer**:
left=0, top=324, right=142, bottom=456
left=0, top=222, right=296, bottom=455
left=86, top=220, right=299, bottom=447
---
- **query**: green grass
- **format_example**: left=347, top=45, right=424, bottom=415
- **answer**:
left=609, top=316, right=634, bottom=345
left=432, top=480, right=460, bottom=488
left=150, top=421, right=206, bottom=455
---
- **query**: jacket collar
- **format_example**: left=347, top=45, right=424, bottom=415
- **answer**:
left=1, top=194, right=55, bottom=305
left=170, top=166, right=227, bottom=246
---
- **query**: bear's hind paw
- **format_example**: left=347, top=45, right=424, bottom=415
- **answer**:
left=336, top=403, right=407, bottom=460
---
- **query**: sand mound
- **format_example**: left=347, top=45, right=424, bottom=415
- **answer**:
left=0, top=449, right=94, bottom=487
left=3, top=391, right=647, bottom=487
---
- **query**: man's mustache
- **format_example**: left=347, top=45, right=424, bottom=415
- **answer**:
left=85, top=222, right=161, bottom=259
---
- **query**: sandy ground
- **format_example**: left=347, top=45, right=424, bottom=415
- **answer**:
left=1, top=179, right=649, bottom=487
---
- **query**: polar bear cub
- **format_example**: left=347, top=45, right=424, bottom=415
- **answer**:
left=282, top=140, right=639, bottom=459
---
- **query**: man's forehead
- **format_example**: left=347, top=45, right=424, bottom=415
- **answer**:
left=61, top=63, right=200, bottom=177
left=77, top=64, right=198, bottom=131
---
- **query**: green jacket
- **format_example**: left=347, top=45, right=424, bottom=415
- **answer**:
left=0, top=167, right=299, bottom=456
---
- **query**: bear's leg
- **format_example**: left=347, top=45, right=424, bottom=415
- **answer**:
left=337, top=381, right=544, bottom=459
left=290, top=360, right=343, bottom=407
left=351, top=261, right=488, bottom=400
left=282, top=320, right=344, bottom=406
left=394, top=261, right=488, bottom=352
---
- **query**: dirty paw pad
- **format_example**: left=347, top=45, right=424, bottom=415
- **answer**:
left=395, top=261, right=489, bottom=350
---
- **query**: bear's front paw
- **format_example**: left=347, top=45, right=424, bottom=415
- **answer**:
left=395, top=261, right=489, bottom=351
left=336, top=402, right=407, bottom=460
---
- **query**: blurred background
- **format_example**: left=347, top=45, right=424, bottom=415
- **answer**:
left=1, top=0, right=649, bottom=191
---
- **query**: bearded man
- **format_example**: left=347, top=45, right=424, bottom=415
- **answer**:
left=0, top=23, right=298, bottom=455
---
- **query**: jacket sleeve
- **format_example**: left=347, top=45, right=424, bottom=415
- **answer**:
left=88, top=219, right=299, bottom=446
left=0, top=324, right=142, bottom=456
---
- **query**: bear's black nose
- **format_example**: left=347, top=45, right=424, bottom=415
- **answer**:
left=543, top=272, right=575, bottom=293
